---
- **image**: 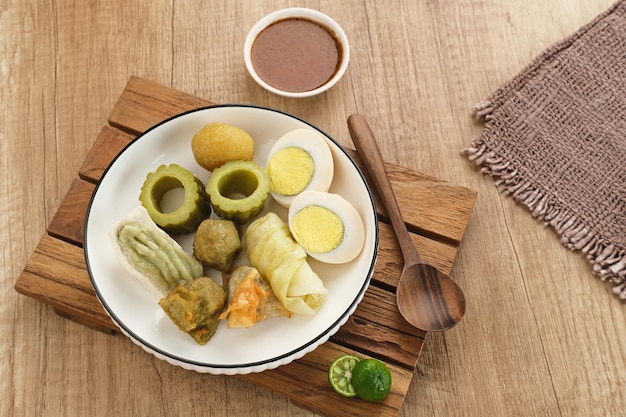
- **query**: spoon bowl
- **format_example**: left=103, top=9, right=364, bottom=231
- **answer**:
left=397, top=263, right=466, bottom=331
left=348, top=114, right=466, bottom=332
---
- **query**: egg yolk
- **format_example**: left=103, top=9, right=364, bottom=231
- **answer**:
left=267, top=147, right=315, bottom=196
left=290, top=205, right=344, bottom=253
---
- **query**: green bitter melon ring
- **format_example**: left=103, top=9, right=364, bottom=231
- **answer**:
left=139, top=164, right=212, bottom=235
left=205, top=160, right=271, bottom=224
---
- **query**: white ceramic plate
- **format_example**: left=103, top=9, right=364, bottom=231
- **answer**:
left=84, top=105, right=378, bottom=375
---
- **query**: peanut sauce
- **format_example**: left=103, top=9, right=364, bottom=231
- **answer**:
left=251, top=17, right=342, bottom=93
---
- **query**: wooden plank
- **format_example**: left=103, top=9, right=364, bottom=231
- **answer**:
left=14, top=234, right=117, bottom=333
left=47, top=179, right=95, bottom=246
left=13, top=76, right=477, bottom=417
left=108, top=76, right=215, bottom=135
left=79, top=126, right=134, bottom=183
left=53, top=308, right=115, bottom=334
left=353, top=154, right=476, bottom=245
left=331, top=285, right=426, bottom=369
left=239, top=342, right=414, bottom=417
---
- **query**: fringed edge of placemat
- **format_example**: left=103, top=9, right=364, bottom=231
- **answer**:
left=463, top=133, right=626, bottom=300
left=464, top=0, right=626, bottom=300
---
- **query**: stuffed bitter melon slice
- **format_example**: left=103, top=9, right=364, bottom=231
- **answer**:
left=205, top=160, right=270, bottom=224
left=139, top=164, right=211, bottom=235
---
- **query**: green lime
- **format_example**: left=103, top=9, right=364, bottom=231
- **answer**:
left=351, top=358, right=392, bottom=402
left=328, top=354, right=361, bottom=397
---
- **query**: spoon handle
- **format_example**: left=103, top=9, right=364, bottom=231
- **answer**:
left=347, top=114, right=421, bottom=266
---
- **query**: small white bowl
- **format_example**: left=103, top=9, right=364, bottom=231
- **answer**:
left=244, top=8, right=350, bottom=98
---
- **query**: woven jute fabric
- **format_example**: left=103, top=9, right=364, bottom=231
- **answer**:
left=464, top=0, right=626, bottom=299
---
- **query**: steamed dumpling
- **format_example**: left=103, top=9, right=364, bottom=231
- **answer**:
left=109, top=206, right=203, bottom=297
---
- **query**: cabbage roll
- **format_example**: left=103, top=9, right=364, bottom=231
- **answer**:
left=245, top=212, right=328, bottom=315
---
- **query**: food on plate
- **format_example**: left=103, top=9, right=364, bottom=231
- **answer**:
left=219, top=265, right=291, bottom=328
left=266, top=128, right=334, bottom=207
left=288, top=190, right=365, bottom=264
left=245, top=212, right=328, bottom=315
left=193, top=218, right=242, bottom=271
left=191, top=122, right=254, bottom=171
left=205, top=160, right=271, bottom=223
left=109, top=206, right=203, bottom=297
left=138, top=164, right=211, bottom=235
left=158, top=277, right=226, bottom=345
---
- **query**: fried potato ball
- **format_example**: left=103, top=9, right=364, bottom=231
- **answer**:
left=191, top=122, right=254, bottom=171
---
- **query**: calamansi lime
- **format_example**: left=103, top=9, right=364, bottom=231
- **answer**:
left=350, top=358, right=392, bottom=402
left=328, top=354, right=361, bottom=397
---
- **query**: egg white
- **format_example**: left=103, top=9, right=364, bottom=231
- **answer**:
left=266, top=129, right=334, bottom=207
left=288, top=190, right=365, bottom=264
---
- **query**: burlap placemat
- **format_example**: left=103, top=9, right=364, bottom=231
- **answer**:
left=464, top=0, right=626, bottom=299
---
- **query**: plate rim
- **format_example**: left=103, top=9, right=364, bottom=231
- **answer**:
left=83, top=103, right=379, bottom=373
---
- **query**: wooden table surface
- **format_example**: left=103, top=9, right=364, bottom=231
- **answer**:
left=3, top=1, right=625, bottom=416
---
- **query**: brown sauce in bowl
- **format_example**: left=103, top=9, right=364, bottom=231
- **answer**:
left=251, top=18, right=343, bottom=93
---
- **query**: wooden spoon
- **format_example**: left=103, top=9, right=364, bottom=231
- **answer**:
left=348, top=114, right=466, bottom=331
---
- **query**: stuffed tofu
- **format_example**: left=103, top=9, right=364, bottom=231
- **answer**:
left=219, top=265, right=290, bottom=328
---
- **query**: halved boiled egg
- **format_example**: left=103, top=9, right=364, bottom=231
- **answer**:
left=288, top=190, right=365, bottom=264
left=266, top=129, right=334, bottom=207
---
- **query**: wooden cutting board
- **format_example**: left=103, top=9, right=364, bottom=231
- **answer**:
left=14, top=76, right=476, bottom=417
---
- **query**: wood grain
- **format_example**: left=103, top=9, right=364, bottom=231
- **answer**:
left=14, top=78, right=471, bottom=416
left=108, top=77, right=216, bottom=135
left=4, top=1, right=626, bottom=417
left=79, top=127, right=135, bottom=182
left=47, top=179, right=95, bottom=246
left=15, top=235, right=114, bottom=332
